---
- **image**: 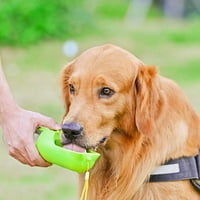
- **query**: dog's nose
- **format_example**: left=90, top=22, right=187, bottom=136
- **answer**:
left=62, top=122, right=83, bottom=139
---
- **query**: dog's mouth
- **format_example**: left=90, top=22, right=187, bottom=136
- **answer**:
left=61, top=134, right=108, bottom=153
left=63, top=143, right=87, bottom=153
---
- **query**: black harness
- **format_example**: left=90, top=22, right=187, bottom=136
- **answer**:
left=150, top=152, right=200, bottom=191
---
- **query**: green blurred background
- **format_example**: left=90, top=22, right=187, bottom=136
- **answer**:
left=0, top=0, right=200, bottom=199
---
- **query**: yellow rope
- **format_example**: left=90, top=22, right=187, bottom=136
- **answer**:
left=80, top=171, right=90, bottom=200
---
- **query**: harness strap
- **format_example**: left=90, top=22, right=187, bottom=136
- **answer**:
left=150, top=153, right=200, bottom=182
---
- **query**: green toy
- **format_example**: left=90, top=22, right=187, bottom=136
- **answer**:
left=36, top=127, right=100, bottom=173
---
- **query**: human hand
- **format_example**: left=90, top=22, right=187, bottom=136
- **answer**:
left=1, top=106, right=61, bottom=167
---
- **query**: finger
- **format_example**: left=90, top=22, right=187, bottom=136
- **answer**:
left=35, top=113, right=61, bottom=130
left=8, top=146, right=30, bottom=165
left=13, top=155, right=28, bottom=165
left=3, top=133, right=36, bottom=166
left=25, top=141, right=51, bottom=167
left=2, top=135, right=29, bottom=165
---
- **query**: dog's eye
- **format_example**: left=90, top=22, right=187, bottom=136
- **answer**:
left=69, top=84, right=75, bottom=94
left=99, top=87, right=114, bottom=98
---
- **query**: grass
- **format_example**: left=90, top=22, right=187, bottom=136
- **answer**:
left=161, top=59, right=200, bottom=84
left=0, top=18, right=200, bottom=200
left=0, top=138, right=78, bottom=200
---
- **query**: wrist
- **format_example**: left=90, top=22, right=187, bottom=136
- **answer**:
left=0, top=101, right=20, bottom=124
left=0, top=62, right=20, bottom=124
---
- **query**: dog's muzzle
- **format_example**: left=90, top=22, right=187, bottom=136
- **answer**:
left=62, top=122, right=83, bottom=140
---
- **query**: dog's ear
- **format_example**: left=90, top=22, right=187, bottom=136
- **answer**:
left=134, top=65, right=166, bottom=135
left=61, top=61, right=74, bottom=115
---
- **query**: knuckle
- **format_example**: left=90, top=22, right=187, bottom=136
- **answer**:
left=29, top=162, right=36, bottom=167
left=30, top=156, right=49, bottom=167
left=30, top=157, right=38, bottom=164
left=8, top=142, right=24, bottom=157
left=8, top=147, right=16, bottom=157
left=28, top=155, right=40, bottom=166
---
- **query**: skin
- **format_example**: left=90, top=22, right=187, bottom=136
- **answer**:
left=0, top=58, right=60, bottom=167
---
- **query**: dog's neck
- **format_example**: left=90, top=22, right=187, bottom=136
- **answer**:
left=84, top=132, right=161, bottom=199
left=82, top=121, right=200, bottom=200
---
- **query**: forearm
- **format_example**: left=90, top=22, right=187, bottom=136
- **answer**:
left=0, top=60, right=19, bottom=123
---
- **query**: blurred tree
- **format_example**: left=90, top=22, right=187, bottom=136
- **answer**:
left=126, top=0, right=153, bottom=24
left=159, top=0, right=200, bottom=18
left=125, top=0, right=200, bottom=24
left=0, top=0, right=92, bottom=46
left=0, top=0, right=199, bottom=46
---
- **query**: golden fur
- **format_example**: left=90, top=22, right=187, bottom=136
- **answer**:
left=61, top=44, right=200, bottom=200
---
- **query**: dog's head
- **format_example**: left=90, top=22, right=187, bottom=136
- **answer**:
left=61, top=44, right=166, bottom=152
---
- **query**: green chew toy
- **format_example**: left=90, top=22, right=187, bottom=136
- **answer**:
left=36, top=127, right=100, bottom=173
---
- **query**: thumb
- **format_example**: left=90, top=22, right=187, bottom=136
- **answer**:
left=35, top=113, right=61, bottom=130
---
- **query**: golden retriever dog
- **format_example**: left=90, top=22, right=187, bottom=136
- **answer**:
left=61, top=44, right=200, bottom=200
